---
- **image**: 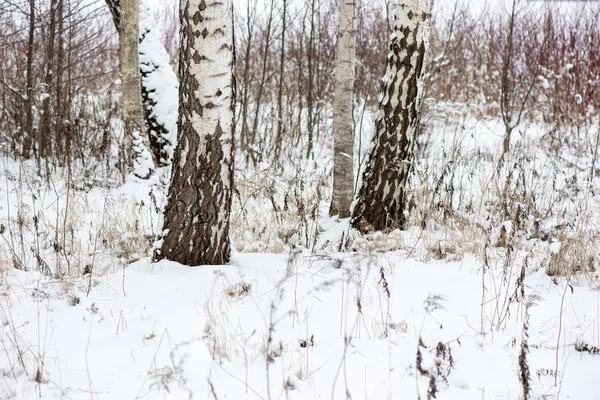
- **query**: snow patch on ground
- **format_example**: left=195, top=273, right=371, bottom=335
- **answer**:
left=2, top=247, right=600, bottom=399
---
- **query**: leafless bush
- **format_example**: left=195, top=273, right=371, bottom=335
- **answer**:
left=426, top=2, right=600, bottom=125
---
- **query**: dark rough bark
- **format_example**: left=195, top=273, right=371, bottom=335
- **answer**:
left=105, top=0, right=120, bottom=28
left=158, top=0, right=235, bottom=266
left=352, top=0, right=431, bottom=232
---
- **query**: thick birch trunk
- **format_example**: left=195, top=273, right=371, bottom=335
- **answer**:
left=159, top=0, right=235, bottom=266
left=120, top=0, right=153, bottom=178
left=352, top=0, right=431, bottom=232
left=329, top=0, right=357, bottom=218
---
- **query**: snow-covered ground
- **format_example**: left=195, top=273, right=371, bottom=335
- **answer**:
left=2, top=242, right=600, bottom=399
left=2, top=111, right=600, bottom=399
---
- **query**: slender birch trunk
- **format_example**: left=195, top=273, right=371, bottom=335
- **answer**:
left=40, top=0, right=58, bottom=162
left=239, top=0, right=256, bottom=155
left=250, top=0, right=274, bottom=152
left=119, top=0, right=153, bottom=178
left=273, top=0, right=287, bottom=162
left=352, top=0, right=432, bottom=232
left=158, top=0, right=235, bottom=266
left=105, top=0, right=177, bottom=169
left=295, top=7, right=307, bottom=148
left=22, top=0, right=35, bottom=158
left=329, top=0, right=357, bottom=218
left=56, top=0, right=67, bottom=165
left=306, top=0, right=316, bottom=158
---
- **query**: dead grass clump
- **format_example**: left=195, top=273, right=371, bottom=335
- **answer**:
left=546, top=234, right=597, bottom=278
left=102, top=200, right=151, bottom=261
left=422, top=215, right=486, bottom=261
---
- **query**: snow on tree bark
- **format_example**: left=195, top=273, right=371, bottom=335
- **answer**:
left=330, top=0, right=357, bottom=218
left=139, top=1, right=178, bottom=167
left=352, top=0, right=431, bottom=232
left=106, top=0, right=176, bottom=170
left=120, top=0, right=154, bottom=179
left=158, top=0, right=235, bottom=266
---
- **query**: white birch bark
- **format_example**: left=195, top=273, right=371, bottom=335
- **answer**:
left=330, top=0, right=357, bottom=218
left=352, top=0, right=432, bottom=232
left=159, top=0, right=235, bottom=265
left=120, top=0, right=154, bottom=178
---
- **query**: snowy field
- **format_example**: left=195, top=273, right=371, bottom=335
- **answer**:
left=3, top=250, right=599, bottom=399
left=2, top=112, right=600, bottom=399
left=3, top=0, right=600, bottom=397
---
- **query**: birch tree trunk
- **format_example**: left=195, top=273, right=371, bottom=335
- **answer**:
left=239, top=0, right=255, bottom=155
left=273, top=0, right=287, bottom=163
left=105, top=0, right=178, bottom=169
left=120, top=0, right=154, bottom=178
left=158, top=0, right=235, bottom=266
left=40, top=0, right=58, bottom=162
left=306, top=0, right=316, bottom=158
left=56, top=0, right=66, bottom=165
left=22, top=0, right=35, bottom=158
left=329, top=0, right=357, bottom=218
left=250, top=0, right=274, bottom=155
left=352, top=0, right=431, bottom=232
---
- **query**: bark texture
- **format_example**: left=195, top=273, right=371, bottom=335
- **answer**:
left=159, top=0, right=235, bottom=266
left=106, top=0, right=177, bottom=168
left=352, top=0, right=431, bottom=232
left=329, top=0, right=357, bottom=218
left=119, top=0, right=154, bottom=178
